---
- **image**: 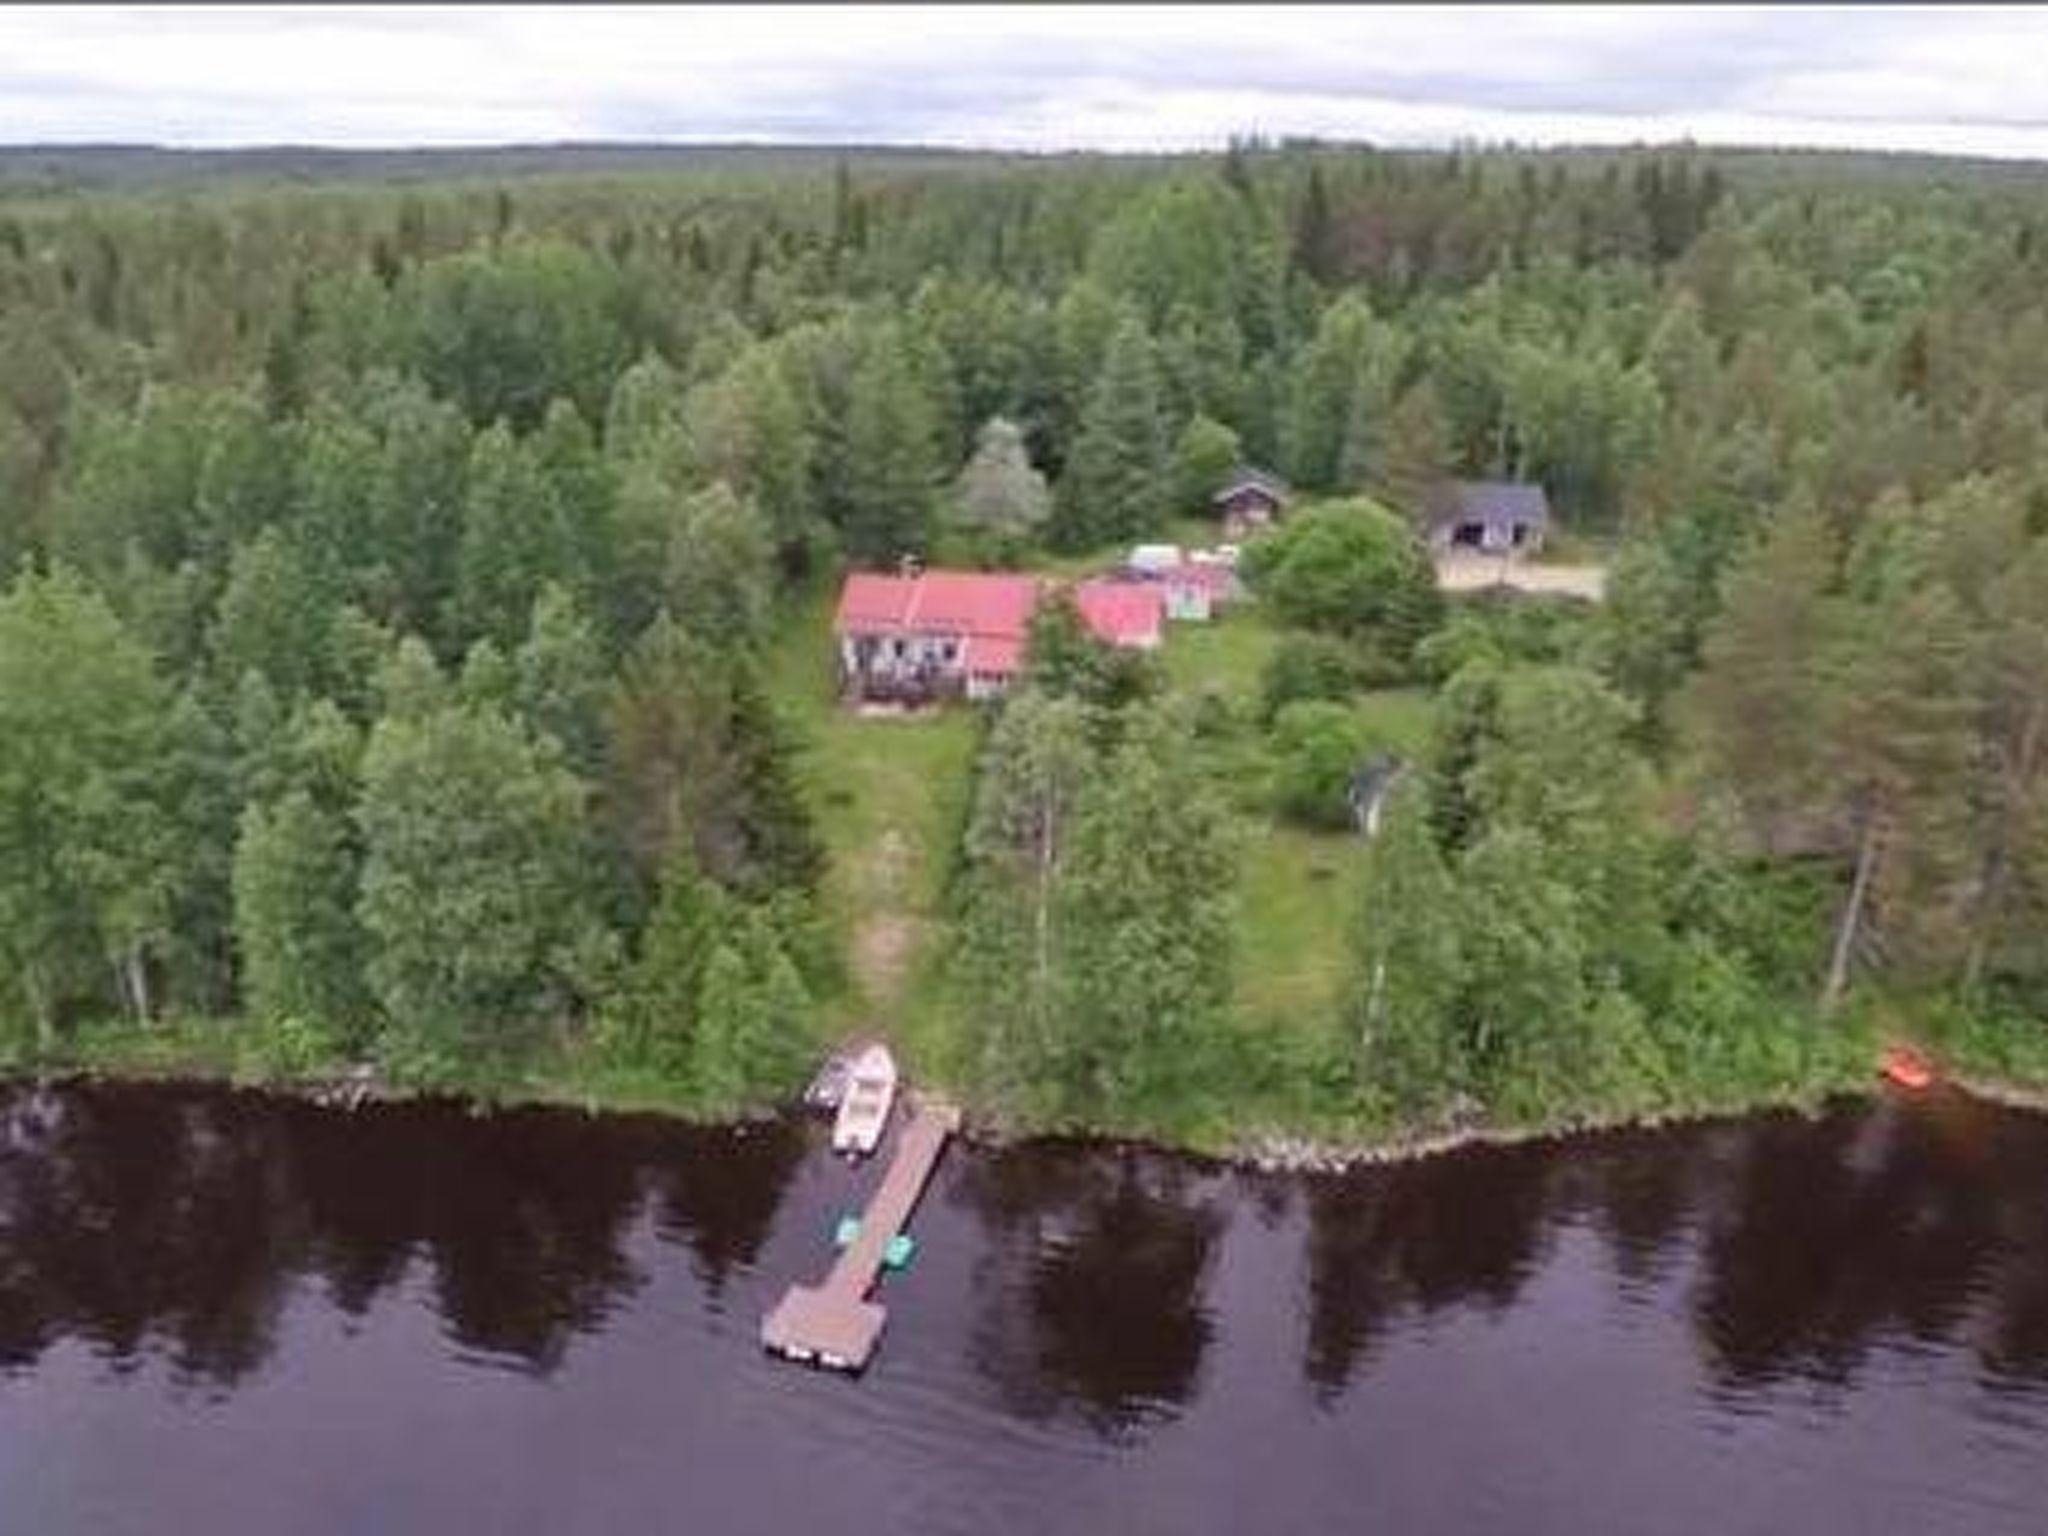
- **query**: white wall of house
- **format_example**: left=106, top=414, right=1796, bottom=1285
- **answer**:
left=1163, top=581, right=1204, bottom=622
left=1163, top=582, right=1212, bottom=622
left=843, top=630, right=968, bottom=681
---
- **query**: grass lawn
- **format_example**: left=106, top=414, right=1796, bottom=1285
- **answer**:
left=1154, top=604, right=1426, bottom=1039
left=1351, top=687, right=1435, bottom=755
left=1161, top=605, right=1279, bottom=706
left=767, top=585, right=980, bottom=1063
left=767, top=576, right=1442, bottom=1078
left=1234, top=824, right=1368, bottom=1029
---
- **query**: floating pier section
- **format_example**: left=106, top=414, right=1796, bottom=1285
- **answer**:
left=762, top=1095, right=960, bottom=1373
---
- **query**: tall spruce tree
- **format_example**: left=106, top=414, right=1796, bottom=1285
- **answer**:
left=841, top=332, right=939, bottom=562
left=1053, top=319, right=1170, bottom=550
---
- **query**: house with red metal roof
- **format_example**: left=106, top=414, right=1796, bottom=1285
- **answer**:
left=1074, top=579, right=1165, bottom=650
left=833, top=569, right=1162, bottom=702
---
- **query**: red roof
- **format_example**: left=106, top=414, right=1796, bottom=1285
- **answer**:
left=1074, top=580, right=1164, bottom=648
left=835, top=568, right=1164, bottom=680
left=835, top=570, right=1042, bottom=641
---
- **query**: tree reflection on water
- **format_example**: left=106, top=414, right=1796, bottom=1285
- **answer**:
left=1300, top=1137, right=1557, bottom=1401
left=0, top=1082, right=803, bottom=1383
left=2, top=1081, right=2046, bottom=1425
left=1295, top=1097, right=2048, bottom=1407
left=950, top=1140, right=1223, bottom=1439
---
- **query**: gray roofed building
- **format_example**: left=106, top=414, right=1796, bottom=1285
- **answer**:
left=1215, top=465, right=1289, bottom=502
left=1212, top=464, right=1292, bottom=537
left=1426, top=480, right=1551, bottom=554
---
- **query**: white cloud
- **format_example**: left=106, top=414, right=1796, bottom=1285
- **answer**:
left=0, top=4, right=2043, bottom=158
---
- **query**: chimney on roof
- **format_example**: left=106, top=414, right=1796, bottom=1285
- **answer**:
left=898, top=552, right=925, bottom=578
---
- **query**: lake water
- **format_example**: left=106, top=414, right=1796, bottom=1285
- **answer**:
left=2, top=1080, right=2044, bottom=1535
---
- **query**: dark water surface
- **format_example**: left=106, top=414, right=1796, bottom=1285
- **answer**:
left=2, top=1082, right=2045, bottom=1535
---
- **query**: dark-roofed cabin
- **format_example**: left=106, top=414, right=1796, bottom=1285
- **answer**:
left=1427, top=480, right=1551, bottom=555
left=1211, top=466, right=1291, bottom=539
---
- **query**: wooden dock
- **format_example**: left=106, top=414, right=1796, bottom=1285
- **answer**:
left=761, top=1094, right=960, bottom=1372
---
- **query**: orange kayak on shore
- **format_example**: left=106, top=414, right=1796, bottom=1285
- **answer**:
left=1881, top=1044, right=1936, bottom=1091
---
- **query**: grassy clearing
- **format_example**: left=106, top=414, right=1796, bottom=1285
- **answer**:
left=1155, top=604, right=1431, bottom=1040
left=1161, top=605, right=1279, bottom=705
left=766, top=586, right=980, bottom=1068
left=1234, top=824, right=1367, bottom=1028
left=1351, top=688, right=1434, bottom=755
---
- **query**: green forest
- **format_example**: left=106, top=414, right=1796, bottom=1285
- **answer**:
left=1, top=141, right=2044, bottom=1151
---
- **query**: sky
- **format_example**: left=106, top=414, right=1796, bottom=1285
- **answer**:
left=2, top=5, right=2046, bottom=160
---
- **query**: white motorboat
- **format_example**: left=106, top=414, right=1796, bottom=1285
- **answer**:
left=831, top=1042, right=897, bottom=1158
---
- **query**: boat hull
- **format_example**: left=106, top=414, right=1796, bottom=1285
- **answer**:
left=831, top=1044, right=898, bottom=1157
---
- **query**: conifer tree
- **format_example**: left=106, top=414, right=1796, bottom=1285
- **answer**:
left=1681, top=503, right=1840, bottom=851
left=1815, top=583, right=1978, bottom=1007
left=1283, top=295, right=1405, bottom=493
left=612, top=842, right=730, bottom=1073
left=1053, top=319, right=1169, bottom=550
left=1172, top=413, right=1240, bottom=516
left=841, top=332, right=939, bottom=561
left=691, top=911, right=813, bottom=1108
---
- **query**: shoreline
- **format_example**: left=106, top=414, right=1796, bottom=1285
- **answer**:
left=956, top=1081, right=1870, bottom=1175
left=12, top=1049, right=2045, bottom=1175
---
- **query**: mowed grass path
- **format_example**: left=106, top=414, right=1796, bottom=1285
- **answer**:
left=768, top=588, right=978, bottom=1063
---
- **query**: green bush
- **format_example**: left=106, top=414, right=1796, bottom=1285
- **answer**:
left=1239, top=497, right=1442, bottom=664
left=1270, top=701, right=1369, bottom=831
left=1258, top=632, right=1361, bottom=723
left=1417, top=595, right=1597, bottom=682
